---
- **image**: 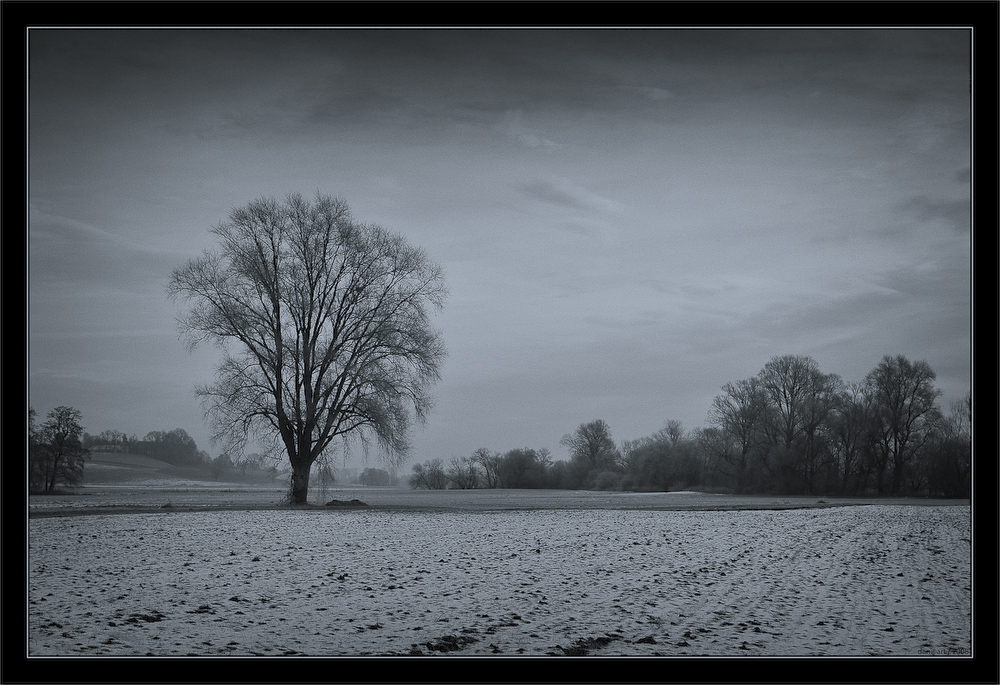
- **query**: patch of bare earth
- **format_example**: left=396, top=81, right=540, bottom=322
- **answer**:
left=28, top=505, right=970, bottom=657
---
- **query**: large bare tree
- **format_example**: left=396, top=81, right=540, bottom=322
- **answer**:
left=169, top=193, right=447, bottom=504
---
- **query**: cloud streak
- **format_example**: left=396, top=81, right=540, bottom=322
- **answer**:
left=522, top=176, right=624, bottom=215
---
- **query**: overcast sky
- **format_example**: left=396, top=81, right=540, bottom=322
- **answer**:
left=28, top=28, right=972, bottom=469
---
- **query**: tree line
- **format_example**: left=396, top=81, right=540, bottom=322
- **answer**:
left=408, top=354, right=971, bottom=498
left=82, top=427, right=211, bottom=466
left=82, top=425, right=286, bottom=483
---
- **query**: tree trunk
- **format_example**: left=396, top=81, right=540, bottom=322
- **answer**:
left=874, top=465, right=886, bottom=495
left=891, top=462, right=905, bottom=495
left=288, top=459, right=312, bottom=505
left=46, top=454, right=61, bottom=492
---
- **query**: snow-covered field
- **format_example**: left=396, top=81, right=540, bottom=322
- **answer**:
left=28, top=503, right=971, bottom=657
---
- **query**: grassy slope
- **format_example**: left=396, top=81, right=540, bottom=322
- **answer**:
left=83, top=452, right=290, bottom=487
left=87, top=452, right=176, bottom=470
left=84, top=451, right=211, bottom=484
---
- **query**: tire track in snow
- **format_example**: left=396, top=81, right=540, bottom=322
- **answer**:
left=648, top=509, right=846, bottom=655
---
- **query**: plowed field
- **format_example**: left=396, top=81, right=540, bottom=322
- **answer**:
left=27, top=492, right=971, bottom=658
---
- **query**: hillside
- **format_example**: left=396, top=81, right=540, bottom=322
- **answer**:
left=83, top=452, right=228, bottom=487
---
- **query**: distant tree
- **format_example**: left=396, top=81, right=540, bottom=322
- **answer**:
left=658, top=419, right=686, bottom=447
left=921, top=392, right=971, bottom=497
left=28, top=407, right=40, bottom=488
left=828, top=382, right=875, bottom=495
left=708, top=377, right=768, bottom=493
left=626, top=436, right=703, bottom=492
left=560, top=420, right=621, bottom=487
left=621, top=421, right=703, bottom=492
left=169, top=193, right=447, bottom=505
left=143, top=428, right=201, bottom=465
left=691, top=427, right=731, bottom=489
left=472, top=448, right=502, bottom=488
left=619, top=438, right=642, bottom=473
left=102, top=429, right=126, bottom=451
left=497, top=448, right=550, bottom=488
left=210, top=453, right=236, bottom=481
left=864, top=355, right=943, bottom=494
left=408, top=459, right=448, bottom=490
left=758, top=355, right=816, bottom=452
left=445, top=456, right=480, bottom=489
left=29, top=406, right=90, bottom=493
left=539, top=447, right=553, bottom=464
left=625, top=439, right=670, bottom=491
left=83, top=429, right=128, bottom=453
left=951, top=391, right=972, bottom=442
left=754, top=355, right=843, bottom=493
left=796, top=372, right=843, bottom=493
left=236, top=452, right=267, bottom=479
left=546, top=458, right=574, bottom=489
left=358, top=467, right=394, bottom=486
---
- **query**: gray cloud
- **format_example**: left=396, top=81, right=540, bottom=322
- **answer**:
left=898, top=196, right=972, bottom=234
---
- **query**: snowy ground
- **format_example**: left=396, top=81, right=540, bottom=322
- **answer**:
left=28, top=504, right=971, bottom=657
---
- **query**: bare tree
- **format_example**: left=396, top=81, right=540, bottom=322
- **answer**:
left=695, top=426, right=737, bottom=489
left=758, top=354, right=819, bottom=452
left=168, top=193, right=447, bottom=504
left=921, top=391, right=971, bottom=497
left=446, top=456, right=480, bottom=489
left=756, top=355, right=842, bottom=492
left=949, top=391, right=971, bottom=443
left=88, top=429, right=127, bottom=453
left=29, top=406, right=90, bottom=493
left=656, top=419, right=687, bottom=447
left=408, top=459, right=448, bottom=490
left=472, top=447, right=502, bottom=488
left=864, top=354, right=942, bottom=494
left=708, top=377, right=768, bottom=493
left=560, top=420, right=621, bottom=487
left=828, top=381, right=874, bottom=494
